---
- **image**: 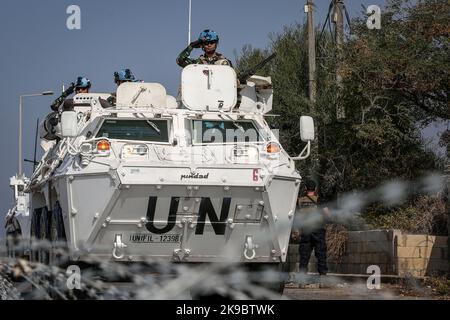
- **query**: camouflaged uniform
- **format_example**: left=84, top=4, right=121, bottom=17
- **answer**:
left=176, top=45, right=232, bottom=68
left=298, top=194, right=328, bottom=275
left=107, top=93, right=117, bottom=106
left=50, top=85, right=75, bottom=111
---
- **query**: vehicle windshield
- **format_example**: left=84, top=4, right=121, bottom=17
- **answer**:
left=96, top=119, right=169, bottom=142
left=192, top=120, right=262, bottom=144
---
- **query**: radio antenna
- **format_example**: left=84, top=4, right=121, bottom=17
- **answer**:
left=188, top=0, right=192, bottom=44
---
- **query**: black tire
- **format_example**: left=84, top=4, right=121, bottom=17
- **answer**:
left=5, top=219, right=23, bottom=259
left=45, top=202, right=71, bottom=300
left=49, top=202, right=68, bottom=267
left=6, top=232, right=22, bottom=259
left=38, top=207, right=51, bottom=265
left=30, top=208, right=42, bottom=263
left=5, top=233, right=14, bottom=259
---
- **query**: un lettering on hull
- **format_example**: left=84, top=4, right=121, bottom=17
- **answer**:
left=145, top=196, right=231, bottom=235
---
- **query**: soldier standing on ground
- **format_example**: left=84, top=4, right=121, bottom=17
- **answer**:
left=298, top=179, right=330, bottom=277
left=176, top=29, right=232, bottom=68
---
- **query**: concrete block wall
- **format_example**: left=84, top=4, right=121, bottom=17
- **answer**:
left=307, top=230, right=397, bottom=275
left=287, top=229, right=449, bottom=277
left=340, top=230, right=396, bottom=275
left=396, top=234, right=449, bottom=277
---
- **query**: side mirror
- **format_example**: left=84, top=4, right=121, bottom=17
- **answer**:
left=300, top=116, right=315, bottom=142
left=61, top=111, right=78, bottom=137
left=291, top=116, right=315, bottom=161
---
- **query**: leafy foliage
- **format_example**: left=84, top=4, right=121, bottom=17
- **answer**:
left=365, top=195, right=448, bottom=234
left=235, top=0, right=448, bottom=233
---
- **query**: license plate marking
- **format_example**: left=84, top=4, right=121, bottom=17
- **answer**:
left=130, top=234, right=181, bottom=243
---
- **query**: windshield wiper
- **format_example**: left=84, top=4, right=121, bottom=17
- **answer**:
left=218, top=111, right=245, bottom=132
left=232, top=121, right=245, bottom=132
left=146, top=120, right=161, bottom=135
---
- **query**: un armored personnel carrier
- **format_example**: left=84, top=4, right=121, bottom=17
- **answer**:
left=5, top=64, right=315, bottom=290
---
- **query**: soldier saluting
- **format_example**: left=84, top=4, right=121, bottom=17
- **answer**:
left=176, top=29, right=232, bottom=67
left=50, top=77, right=91, bottom=111
left=43, top=77, right=90, bottom=142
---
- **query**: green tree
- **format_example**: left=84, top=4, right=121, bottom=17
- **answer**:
left=235, top=0, right=445, bottom=203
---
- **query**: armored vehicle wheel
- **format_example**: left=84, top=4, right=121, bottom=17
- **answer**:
left=5, top=219, right=23, bottom=259
left=6, top=232, right=22, bottom=259
left=30, top=208, right=42, bottom=263
left=49, top=202, right=68, bottom=267
left=38, top=207, right=51, bottom=265
left=5, top=233, right=15, bottom=259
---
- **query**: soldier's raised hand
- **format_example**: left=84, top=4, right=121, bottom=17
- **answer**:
left=66, top=82, right=76, bottom=95
left=190, top=39, right=203, bottom=49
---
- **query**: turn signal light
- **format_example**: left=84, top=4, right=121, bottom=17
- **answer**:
left=266, top=142, right=281, bottom=154
left=97, top=140, right=111, bottom=152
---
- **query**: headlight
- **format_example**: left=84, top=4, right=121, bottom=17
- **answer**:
left=265, top=142, right=281, bottom=154
left=121, top=144, right=149, bottom=159
left=80, top=143, right=93, bottom=154
left=261, top=142, right=281, bottom=160
left=79, top=139, right=110, bottom=157
left=231, top=145, right=259, bottom=164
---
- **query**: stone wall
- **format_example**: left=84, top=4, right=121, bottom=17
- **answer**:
left=328, top=230, right=397, bottom=275
left=286, top=229, right=449, bottom=277
left=396, top=234, right=449, bottom=277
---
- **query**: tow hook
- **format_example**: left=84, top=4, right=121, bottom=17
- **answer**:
left=244, top=235, right=258, bottom=260
left=112, top=234, right=127, bottom=260
left=173, top=249, right=191, bottom=261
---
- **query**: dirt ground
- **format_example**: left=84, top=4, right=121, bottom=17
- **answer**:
left=283, top=284, right=420, bottom=300
left=282, top=275, right=449, bottom=300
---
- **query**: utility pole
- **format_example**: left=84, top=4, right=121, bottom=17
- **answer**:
left=306, top=0, right=316, bottom=103
left=305, top=1, right=319, bottom=179
left=333, top=0, right=346, bottom=120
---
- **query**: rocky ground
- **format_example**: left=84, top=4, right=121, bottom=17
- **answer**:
left=0, top=270, right=21, bottom=300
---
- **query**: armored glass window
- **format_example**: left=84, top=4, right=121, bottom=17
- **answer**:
left=192, top=120, right=261, bottom=144
left=96, top=119, right=169, bottom=142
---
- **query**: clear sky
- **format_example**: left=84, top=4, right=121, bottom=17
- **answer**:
left=0, top=0, right=394, bottom=239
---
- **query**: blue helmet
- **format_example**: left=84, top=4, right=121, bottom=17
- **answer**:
left=75, top=76, right=91, bottom=89
left=199, top=29, right=219, bottom=43
left=114, top=69, right=136, bottom=83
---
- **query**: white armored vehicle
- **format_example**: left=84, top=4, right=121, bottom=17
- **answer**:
left=5, top=64, right=315, bottom=291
